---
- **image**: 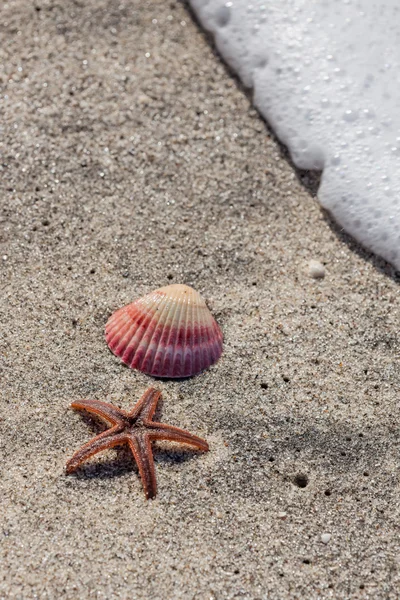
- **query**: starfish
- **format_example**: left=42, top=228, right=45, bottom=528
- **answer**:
left=66, top=387, right=209, bottom=499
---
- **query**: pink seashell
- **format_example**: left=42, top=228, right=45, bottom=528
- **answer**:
left=105, top=284, right=223, bottom=378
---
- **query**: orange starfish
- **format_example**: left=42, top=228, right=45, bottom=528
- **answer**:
left=66, top=387, right=209, bottom=499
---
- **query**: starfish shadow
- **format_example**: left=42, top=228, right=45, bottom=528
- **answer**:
left=71, top=453, right=134, bottom=480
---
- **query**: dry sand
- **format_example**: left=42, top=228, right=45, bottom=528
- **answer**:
left=1, top=1, right=399, bottom=598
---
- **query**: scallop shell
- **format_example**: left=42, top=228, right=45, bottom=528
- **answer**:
left=105, top=284, right=223, bottom=378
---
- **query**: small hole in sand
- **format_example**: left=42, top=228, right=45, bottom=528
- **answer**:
left=294, top=474, right=308, bottom=488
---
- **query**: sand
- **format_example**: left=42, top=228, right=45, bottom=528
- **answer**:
left=1, top=1, right=399, bottom=599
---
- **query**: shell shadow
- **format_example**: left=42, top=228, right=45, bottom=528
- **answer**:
left=151, top=375, right=192, bottom=383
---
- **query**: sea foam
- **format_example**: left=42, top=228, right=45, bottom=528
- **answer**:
left=189, top=0, right=400, bottom=269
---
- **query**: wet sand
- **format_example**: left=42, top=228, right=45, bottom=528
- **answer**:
left=1, top=1, right=399, bottom=598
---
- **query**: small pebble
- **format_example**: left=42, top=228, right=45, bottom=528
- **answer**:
left=321, top=533, right=331, bottom=544
left=308, top=259, right=326, bottom=279
left=277, top=512, right=287, bottom=520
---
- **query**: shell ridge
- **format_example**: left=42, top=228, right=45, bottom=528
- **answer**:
left=111, top=318, right=139, bottom=354
left=148, top=314, right=171, bottom=376
left=106, top=312, right=132, bottom=346
left=184, top=292, right=193, bottom=377
left=162, top=286, right=189, bottom=377
left=160, top=290, right=182, bottom=377
left=192, top=294, right=202, bottom=375
left=128, top=294, right=164, bottom=369
left=173, top=287, right=189, bottom=377
left=118, top=302, right=155, bottom=360
left=196, top=302, right=208, bottom=370
left=140, top=292, right=175, bottom=375
left=196, top=293, right=205, bottom=373
left=107, top=309, right=142, bottom=350
left=181, top=286, right=192, bottom=376
left=151, top=295, right=178, bottom=377
left=111, top=299, right=155, bottom=366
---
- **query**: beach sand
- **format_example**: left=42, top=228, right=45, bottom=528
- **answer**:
left=1, top=1, right=399, bottom=598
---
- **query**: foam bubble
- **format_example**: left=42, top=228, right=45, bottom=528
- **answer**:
left=190, top=0, right=400, bottom=269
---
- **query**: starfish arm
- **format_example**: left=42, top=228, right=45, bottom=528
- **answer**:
left=66, top=428, right=127, bottom=474
left=71, top=399, right=127, bottom=426
left=147, top=422, right=209, bottom=452
left=128, top=387, right=161, bottom=422
left=127, top=434, right=157, bottom=500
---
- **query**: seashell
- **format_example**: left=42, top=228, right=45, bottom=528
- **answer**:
left=105, top=284, right=223, bottom=378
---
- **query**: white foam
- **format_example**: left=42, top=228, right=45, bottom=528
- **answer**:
left=190, top=0, right=400, bottom=269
